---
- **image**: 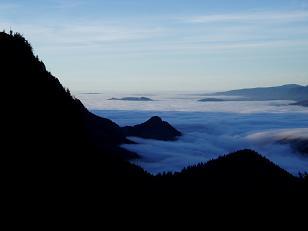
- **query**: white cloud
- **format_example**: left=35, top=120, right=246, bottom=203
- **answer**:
left=247, top=128, right=308, bottom=142
left=84, top=95, right=308, bottom=175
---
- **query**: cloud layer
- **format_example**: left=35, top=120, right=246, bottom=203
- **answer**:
left=86, top=94, right=308, bottom=175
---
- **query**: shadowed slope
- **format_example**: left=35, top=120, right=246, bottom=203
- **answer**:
left=1, top=31, right=147, bottom=188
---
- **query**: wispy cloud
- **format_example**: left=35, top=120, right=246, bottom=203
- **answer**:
left=0, top=21, right=165, bottom=48
left=182, top=10, right=308, bottom=23
left=2, top=21, right=308, bottom=57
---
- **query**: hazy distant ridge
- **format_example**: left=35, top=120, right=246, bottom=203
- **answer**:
left=207, top=84, right=308, bottom=101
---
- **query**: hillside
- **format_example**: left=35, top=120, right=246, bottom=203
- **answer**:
left=155, top=150, right=303, bottom=193
left=1, top=31, right=148, bottom=186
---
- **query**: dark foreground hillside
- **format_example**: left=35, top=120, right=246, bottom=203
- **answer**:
left=1, top=31, right=307, bottom=198
left=1, top=31, right=148, bottom=187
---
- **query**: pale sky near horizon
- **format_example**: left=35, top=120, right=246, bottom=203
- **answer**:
left=1, top=0, right=308, bottom=92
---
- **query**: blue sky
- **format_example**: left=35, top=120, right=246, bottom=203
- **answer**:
left=1, top=0, right=308, bottom=92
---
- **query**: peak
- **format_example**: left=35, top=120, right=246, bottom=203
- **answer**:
left=0, top=31, right=34, bottom=60
left=280, top=84, right=302, bottom=88
left=122, top=116, right=181, bottom=141
left=147, top=116, right=163, bottom=123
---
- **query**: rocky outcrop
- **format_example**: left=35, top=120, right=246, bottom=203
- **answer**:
left=122, top=116, right=182, bottom=141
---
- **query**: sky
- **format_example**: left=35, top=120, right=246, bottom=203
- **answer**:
left=1, top=0, right=308, bottom=92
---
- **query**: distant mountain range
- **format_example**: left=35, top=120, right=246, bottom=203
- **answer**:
left=291, top=100, right=308, bottom=107
left=203, top=84, right=308, bottom=101
left=108, top=97, right=154, bottom=101
left=198, top=98, right=226, bottom=102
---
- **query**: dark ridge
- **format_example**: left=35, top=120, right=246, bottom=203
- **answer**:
left=290, top=100, right=308, bottom=107
left=155, top=150, right=303, bottom=193
left=198, top=98, right=226, bottom=102
left=122, top=116, right=182, bottom=141
left=108, top=97, right=154, bottom=101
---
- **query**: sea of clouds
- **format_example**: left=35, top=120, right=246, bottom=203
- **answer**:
left=78, top=92, right=308, bottom=175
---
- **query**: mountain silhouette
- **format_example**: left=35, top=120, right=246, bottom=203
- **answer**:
left=108, top=97, right=154, bottom=101
left=291, top=100, right=308, bottom=107
left=198, top=98, right=226, bottom=102
left=2, top=31, right=307, bottom=196
left=156, top=150, right=302, bottom=193
left=122, top=116, right=182, bottom=141
left=1, top=31, right=147, bottom=189
left=0, top=31, right=142, bottom=159
left=205, top=84, right=308, bottom=101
